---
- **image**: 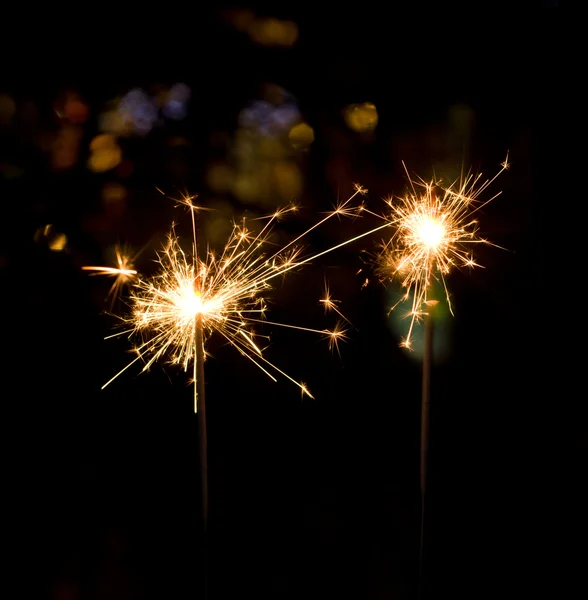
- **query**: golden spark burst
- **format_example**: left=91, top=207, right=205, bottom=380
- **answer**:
left=101, top=186, right=383, bottom=411
left=362, top=155, right=509, bottom=349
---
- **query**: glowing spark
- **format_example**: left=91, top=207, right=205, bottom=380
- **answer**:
left=500, top=151, right=510, bottom=171
left=300, top=383, right=312, bottom=399
left=320, top=280, right=352, bottom=325
left=362, top=156, right=509, bottom=349
left=103, top=185, right=377, bottom=410
left=325, top=321, right=348, bottom=356
left=328, top=184, right=368, bottom=220
left=82, top=245, right=138, bottom=306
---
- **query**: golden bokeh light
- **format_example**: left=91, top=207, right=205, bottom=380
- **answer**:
left=49, top=233, right=68, bottom=251
left=258, top=137, right=287, bottom=160
left=88, top=134, right=122, bottom=173
left=288, top=122, right=315, bottom=149
left=343, top=102, right=379, bottom=133
left=89, top=134, right=118, bottom=152
left=35, top=225, right=68, bottom=251
left=98, top=109, right=133, bottom=136
left=247, top=17, right=298, bottom=47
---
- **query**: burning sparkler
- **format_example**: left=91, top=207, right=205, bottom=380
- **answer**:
left=359, top=155, right=510, bottom=600
left=98, top=185, right=390, bottom=412
left=361, top=154, right=509, bottom=348
left=85, top=186, right=395, bottom=600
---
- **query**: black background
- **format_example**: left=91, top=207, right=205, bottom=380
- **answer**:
left=2, top=2, right=581, bottom=599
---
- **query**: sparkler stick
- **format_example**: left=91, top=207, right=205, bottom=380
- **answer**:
left=194, top=311, right=209, bottom=598
left=194, top=312, right=207, bottom=526
left=361, top=156, right=509, bottom=599
left=365, top=159, right=508, bottom=595
left=419, top=299, right=436, bottom=599
left=420, top=301, right=436, bottom=499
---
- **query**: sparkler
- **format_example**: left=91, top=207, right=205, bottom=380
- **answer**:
left=361, top=154, right=510, bottom=349
left=98, top=184, right=391, bottom=411
left=88, top=186, right=392, bottom=599
left=360, top=155, right=509, bottom=600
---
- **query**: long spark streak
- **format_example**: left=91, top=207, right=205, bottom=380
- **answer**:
left=83, top=245, right=138, bottom=308
left=102, top=186, right=380, bottom=409
left=364, top=156, right=509, bottom=348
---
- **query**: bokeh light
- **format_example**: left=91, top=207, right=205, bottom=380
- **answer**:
left=118, top=88, right=158, bottom=136
left=211, top=85, right=309, bottom=206
left=98, top=108, right=132, bottom=136
left=51, top=126, right=83, bottom=170
left=0, top=93, right=16, bottom=124
left=222, top=9, right=298, bottom=47
left=247, top=17, right=298, bottom=47
left=53, top=91, right=89, bottom=125
left=288, top=122, right=315, bottom=149
left=162, top=83, right=191, bottom=120
left=34, top=224, right=67, bottom=251
left=88, top=134, right=122, bottom=172
left=238, top=97, right=300, bottom=137
left=343, top=102, right=378, bottom=133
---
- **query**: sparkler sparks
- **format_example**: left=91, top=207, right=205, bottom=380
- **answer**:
left=362, top=155, right=509, bottom=348
left=99, top=185, right=380, bottom=411
left=320, top=280, right=352, bottom=325
left=82, top=245, right=138, bottom=307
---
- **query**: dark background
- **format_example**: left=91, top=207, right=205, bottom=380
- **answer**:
left=2, top=2, right=581, bottom=599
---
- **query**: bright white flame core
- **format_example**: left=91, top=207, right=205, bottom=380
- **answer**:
left=415, top=215, right=446, bottom=250
left=178, top=288, right=204, bottom=318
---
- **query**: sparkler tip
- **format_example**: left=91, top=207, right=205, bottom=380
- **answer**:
left=300, top=383, right=314, bottom=399
left=376, top=156, right=508, bottom=347
left=500, top=151, right=511, bottom=171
